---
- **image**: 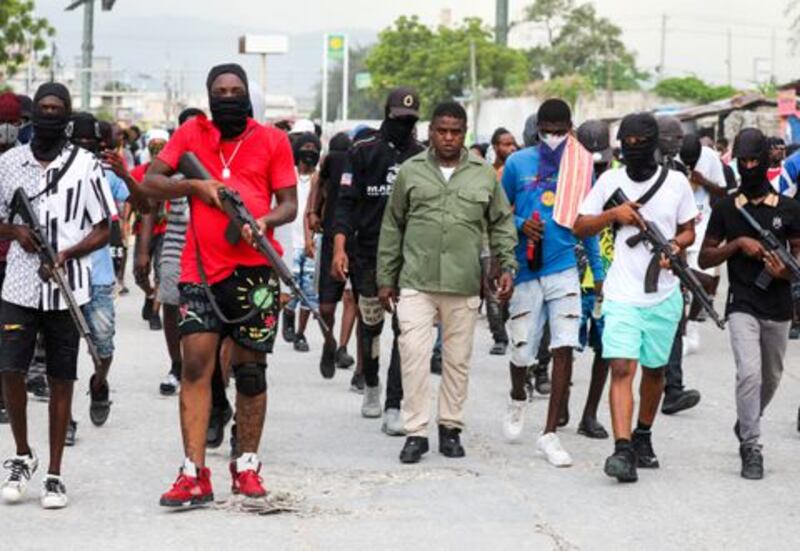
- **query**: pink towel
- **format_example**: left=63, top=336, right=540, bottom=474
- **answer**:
left=552, top=134, right=594, bottom=229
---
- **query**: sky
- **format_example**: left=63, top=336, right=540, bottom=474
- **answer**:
left=30, top=0, right=799, bottom=100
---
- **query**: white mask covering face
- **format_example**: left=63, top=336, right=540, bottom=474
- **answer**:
left=0, top=123, right=19, bottom=146
left=539, top=132, right=568, bottom=151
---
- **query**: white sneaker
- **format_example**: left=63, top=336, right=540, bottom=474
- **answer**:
left=503, top=399, right=527, bottom=442
left=159, top=373, right=180, bottom=396
left=2, top=451, right=39, bottom=503
left=537, top=432, right=572, bottom=467
left=40, top=475, right=68, bottom=509
left=361, top=384, right=382, bottom=418
left=381, top=408, right=405, bottom=436
left=683, top=321, right=701, bottom=357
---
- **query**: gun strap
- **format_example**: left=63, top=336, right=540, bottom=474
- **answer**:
left=29, top=145, right=80, bottom=202
left=634, top=166, right=669, bottom=207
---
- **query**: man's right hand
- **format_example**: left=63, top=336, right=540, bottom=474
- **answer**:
left=307, top=212, right=322, bottom=233
left=331, top=247, right=349, bottom=282
left=521, top=217, right=544, bottom=241
left=189, top=179, right=225, bottom=209
left=613, top=202, right=645, bottom=229
left=737, top=236, right=766, bottom=259
left=378, top=286, right=397, bottom=313
left=13, top=225, right=39, bottom=253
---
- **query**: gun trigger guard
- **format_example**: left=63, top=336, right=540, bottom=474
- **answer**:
left=225, top=222, right=241, bottom=245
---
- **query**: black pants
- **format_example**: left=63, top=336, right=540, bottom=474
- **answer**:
left=664, top=330, right=684, bottom=397
left=481, top=257, right=508, bottom=344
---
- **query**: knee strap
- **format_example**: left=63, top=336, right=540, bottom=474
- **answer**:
left=358, top=296, right=385, bottom=327
left=233, top=362, right=267, bottom=397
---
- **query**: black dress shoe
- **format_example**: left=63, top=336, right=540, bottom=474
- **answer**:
left=577, top=417, right=609, bottom=439
left=399, top=437, right=429, bottom=464
left=740, top=445, right=764, bottom=480
left=438, top=425, right=465, bottom=458
left=661, top=389, right=701, bottom=415
left=489, top=341, right=508, bottom=356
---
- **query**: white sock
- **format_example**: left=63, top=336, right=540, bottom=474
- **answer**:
left=236, top=453, right=259, bottom=472
left=182, top=458, right=198, bottom=478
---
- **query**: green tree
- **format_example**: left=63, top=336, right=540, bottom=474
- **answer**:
left=313, top=45, right=383, bottom=123
left=654, top=76, right=737, bottom=104
left=0, top=0, right=55, bottom=77
left=365, top=16, right=529, bottom=119
left=524, top=0, right=647, bottom=90
left=530, top=74, right=594, bottom=110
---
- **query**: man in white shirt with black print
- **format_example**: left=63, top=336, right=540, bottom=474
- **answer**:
left=0, top=83, right=112, bottom=510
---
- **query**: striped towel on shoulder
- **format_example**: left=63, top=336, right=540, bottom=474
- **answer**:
left=552, top=135, right=594, bottom=229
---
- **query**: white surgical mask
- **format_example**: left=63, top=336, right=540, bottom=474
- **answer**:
left=0, top=123, right=19, bottom=146
left=539, top=132, right=567, bottom=151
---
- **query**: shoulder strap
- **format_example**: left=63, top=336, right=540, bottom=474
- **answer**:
left=635, top=166, right=669, bottom=206
left=29, top=145, right=80, bottom=202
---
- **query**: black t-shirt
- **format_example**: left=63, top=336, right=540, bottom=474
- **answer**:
left=319, top=150, right=348, bottom=235
left=705, top=192, right=800, bottom=321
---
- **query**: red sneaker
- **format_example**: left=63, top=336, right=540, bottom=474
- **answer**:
left=230, top=455, right=267, bottom=498
left=159, top=466, right=214, bottom=507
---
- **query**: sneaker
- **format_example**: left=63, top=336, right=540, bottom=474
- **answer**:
left=89, top=374, right=111, bottom=427
left=536, top=432, right=572, bottom=467
left=604, top=445, right=638, bottom=483
left=159, top=461, right=214, bottom=507
left=320, top=341, right=336, bottom=378
left=740, top=445, right=764, bottom=480
left=632, top=429, right=659, bottom=469
left=335, top=346, right=355, bottom=369
left=502, top=399, right=527, bottom=442
left=65, top=420, right=78, bottom=447
left=141, top=297, right=154, bottom=321
left=40, top=475, right=68, bottom=509
left=490, top=341, right=508, bottom=356
left=438, top=425, right=465, bottom=458
left=1, top=451, right=38, bottom=503
left=577, top=417, right=609, bottom=439
left=361, top=384, right=382, bottom=418
left=661, top=389, right=701, bottom=415
left=533, top=365, right=551, bottom=396
left=350, top=372, right=365, bottom=394
left=159, top=373, right=180, bottom=396
left=207, top=403, right=233, bottom=449
left=382, top=408, right=405, bottom=436
left=230, top=453, right=267, bottom=498
left=282, top=309, right=296, bottom=343
left=293, top=334, right=310, bottom=353
left=0, top=405, right=8, bottom=424
left=399, top=436, right=429, bottom=464
left=27, top=376, right=49, bottom=402
left=149, top=312, right=163, bottom=331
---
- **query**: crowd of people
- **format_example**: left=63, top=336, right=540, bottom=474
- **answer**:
left=0, top=61, right=799, bottom=510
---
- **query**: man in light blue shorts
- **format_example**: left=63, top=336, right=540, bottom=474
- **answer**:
left=575, top=113, right=698, bottom=483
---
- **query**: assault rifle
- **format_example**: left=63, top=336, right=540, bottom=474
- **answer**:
left=605, top=188, right=725, bottom=330
left=177, top=153, right=334, bottom=344
left=737, top=204, right=800, bottom=290
left=10, top=188, right=101, bottom=366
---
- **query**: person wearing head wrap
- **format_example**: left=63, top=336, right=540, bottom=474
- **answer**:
left=0, top=93, right=23, bottom=154
left=499, top=98, right=604, bottom=468
left=656, top=116, right=684, bottom=165
left=522, top=113, right=539, bottom=148
left=139, top=63, right=298, bottom=507
left=0, top=82, right=115, bottom=508
left=574, top=112, right=699, bottom=483
left=698, top=127, right=800, bottom=480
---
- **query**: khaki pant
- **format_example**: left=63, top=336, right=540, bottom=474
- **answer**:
left=396, top=289, right=481, bottom=437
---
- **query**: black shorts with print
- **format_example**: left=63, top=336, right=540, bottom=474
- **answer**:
left=178, top=266, right=280, bottom=353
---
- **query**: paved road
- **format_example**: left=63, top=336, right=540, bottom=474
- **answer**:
left=2, top=283, right=800, bottom=550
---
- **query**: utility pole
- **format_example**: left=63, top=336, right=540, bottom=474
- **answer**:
left=50, top=42, right=57, bottom=82
left=770, top=29, right=777, bottom=84
left=726, top=28, right=733, bottom=87
left=321, top=33, right=329, bottom=132
left=342, top=34, right=350, bottom=122
left=605, top=44, right=613, bottom=109
left=81, top=0, right=95, bottom=110
left=469, top=40, right=479, bottom=142
left=658, top=14, right=667, bottom=82
left=495, top=0, right=509, bottom=46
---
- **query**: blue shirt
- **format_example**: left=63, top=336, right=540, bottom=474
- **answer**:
left=501, top=144, right=604, bottom=284
left=778, top=150, right=800, bottom=197
left=91, top=171, right=129, bottom=286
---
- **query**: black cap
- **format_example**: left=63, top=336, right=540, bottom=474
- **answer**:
left=577, top=120, right=611, bottom=163
left=386, top=87, right=420, bottom=118
left=16, top=95, right=33, bottom=119
left=733, top=128, right=767, bottom=159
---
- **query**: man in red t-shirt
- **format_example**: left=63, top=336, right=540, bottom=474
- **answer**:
left=141, top=64, right=297, bottom=507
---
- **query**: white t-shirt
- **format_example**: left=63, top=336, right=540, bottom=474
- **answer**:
left=688, top=146, right=726, bottom=253
left=440, top=166, right=456, bottom=182
left=292, top=171, right=313, bottom=250
left=579, top=167, right=698, bottom=307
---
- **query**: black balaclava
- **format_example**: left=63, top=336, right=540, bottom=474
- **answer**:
left=382, top=99, right=416, bottom=147
left=31, top=83, right=71, bottom=162
left=178, top=107, right=204, bottom=126
left=329, top=132, right=352, bottom=153
left=733, top=128, right=772, bottom=200
left=617, top=113, right=659, bottom=182
left=293, top=132, right=321, bottom=168
left=68, top=112, right=101, bottom=154
left=679, top=134, right=702, bottom=171
left=206, top=64, right=252, bottom=140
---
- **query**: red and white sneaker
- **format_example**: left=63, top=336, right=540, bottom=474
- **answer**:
left=230, top=453, right=267, bottom=498
left=159, top=459, right=214, bottom=507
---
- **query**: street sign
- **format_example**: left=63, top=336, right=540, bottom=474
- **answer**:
left=355, top=72, right=372, bottom=90
left=328, top=34, right=345, bottom=61
left=239, top=35, right=289, bottom=55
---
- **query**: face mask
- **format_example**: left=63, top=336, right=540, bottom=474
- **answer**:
left=31, top=111, right=69, bottom=162
left=210, top=95, right=251, bottom=139
left=17, top=122, right=32, bottom=144
left=539, top=132, right=568, bottom=151
left=0, top=123, right=19, bottom=146
left=383, top=117, right=416, bottom=146
left=621, top=138, right=658, bottom=182
left=298, top=149, right=320, bottom=167
left=737, top=157, right=771, bottom=199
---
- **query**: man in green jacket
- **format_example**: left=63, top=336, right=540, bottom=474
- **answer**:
left=377, top=101, right=518, bottom=464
